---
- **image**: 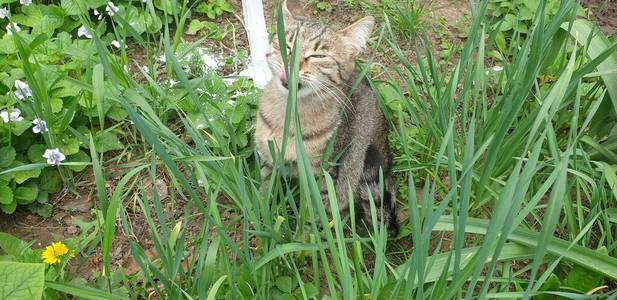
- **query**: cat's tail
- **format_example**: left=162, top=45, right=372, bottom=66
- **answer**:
left=361, top=145, right=399, bottom=237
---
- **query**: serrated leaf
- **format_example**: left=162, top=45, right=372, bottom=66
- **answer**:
left=0, top=262, right=45, bottom=300
left=106, top=105, right=128, bottom=121
left=10, top=120, right=31, bottom=136
left=39, top=169, right=62, bottom=193
left=59, top=138, right=80, bottom=156
left=274, top=276, right=293, bottom=293
left=0, top=147, right=16, bottom=168
left=61, top=0, right=87, bottom=15
left=14, top=185, right=38, bottom=204
left=564, top=265, right=604, bottom=293
left=0, top=184, right=13, bottom=204
left=27, top=144, right=46, bottom=163
left=28, top=202, right=52, bottom=218
left=14, top=167, right=41, bottom=184
left=187, top=19, right=206, bottom=35
left=51, top=97, right=63, bottom=113
left=66, top=151, right=89, bottom=172
left=0, top=200, right=16, bottom=214
left=93, top=131, right=123, bottom=153
left=0, top=233, right=30, bottom=258
left=36, top=190, right=48, bottom=204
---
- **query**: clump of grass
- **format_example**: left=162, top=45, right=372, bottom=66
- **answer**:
left=38, top=0, right=617, bottom=298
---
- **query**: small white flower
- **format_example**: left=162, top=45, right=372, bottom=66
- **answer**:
left=93, top=9, right=103, bottom=20
left=492, top=65, right=503, bottom=72
left=6, top=22, right=20, bottom=35
left=141, top=65, right=149, bottom=73
left=19, top=0, right=32, bottom=6
left=111, top=40, right=127, bottom=49
left=32, top=118, right=48, bottom=134
left=1, top=108, right=25, bottom=123
left=197, top=179, right=204, bottom=187
left=196, top=123, right=205, bottom=130
left=0, top=7, right=9, bottom=19
left=227, top=100, right=236, bottom=106
left=198, top=49, right=219, bottom=70
left=43, top=148, right=66, bottom=166
left=14, top=79, right=32, bottom=100
left=158, top=54, right=166, bottom=62
left=223, top=78, right=237, bottom=86
left=106, top=2, right=119, bottom=16
left=77, top=25, right=92, bottom=39
left=168, top=79, right=178, bottom=86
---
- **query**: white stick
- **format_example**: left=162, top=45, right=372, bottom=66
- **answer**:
left=240, top=0, right=272, bottom=89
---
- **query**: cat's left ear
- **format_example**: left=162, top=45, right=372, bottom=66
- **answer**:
left=338, top=16, right=375, bottom=56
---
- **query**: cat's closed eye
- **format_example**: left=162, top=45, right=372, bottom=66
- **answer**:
left=308, top=54, right=327, bottom=59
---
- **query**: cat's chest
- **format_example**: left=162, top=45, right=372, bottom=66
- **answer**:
left=255, top=93, right=341, bottom=161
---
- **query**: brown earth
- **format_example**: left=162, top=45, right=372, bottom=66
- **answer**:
left=582, top=0, right=617, bottom=36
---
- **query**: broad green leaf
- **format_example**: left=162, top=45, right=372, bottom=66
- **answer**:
left=0, top=184, right=13, bottom=204
left=45, top=281, right=128, bottom=300
left=0, top=262, right=45, bottom=300
left=0, top=233, right=30, bottom=258
left=187, top=20, right=206, bottom=35
left=50, top=98, right=63, bottom=113
left=0, top=200, right=16, bottom=214
left=59, top=137, right=80, bottom=156
left=275, top=276, right=293, bottom=293
left=38, top=169, right=62, bottom=193
left=0, top=146, right=16, bottom=168
left=27, top=144, right=46, bottom=163
left=93, top=131, right=123, bottom=153
left=66, top=151, right=89, bottom=172
left=10, top=120, right=31, bottom=136
left=28, top=202, right=52, bottom=218
left=60, top=0, right=87, bottom=15
left=435, top=217, right=617, bottom=280
left=14, top=166, right=41, bottom=184
left=564, top=265, right=603, bottom=293
left=106, top=105, right=128, bottom=121
left=14, top=185, right=39, bottom=204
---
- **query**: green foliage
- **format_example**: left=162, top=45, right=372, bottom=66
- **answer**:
left=487, top=0, right=583, bottom=36
left=196, top=0, right=233, bottom=19
left=0, top=261, right=45, bottom=300
left=0, top=0, right=180, bottom=215
left=308, top=0, right=333, bottom=13
left=1, top=0, right=617, bottom=298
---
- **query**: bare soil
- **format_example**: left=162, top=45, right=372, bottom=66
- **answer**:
left=582, top=0, right=617, bottom=36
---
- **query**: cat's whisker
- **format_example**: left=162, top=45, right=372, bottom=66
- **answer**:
left=308, top=78, right=354, bottom=114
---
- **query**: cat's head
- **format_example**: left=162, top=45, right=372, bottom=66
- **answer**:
left=266, top=0, right=374, bottom=100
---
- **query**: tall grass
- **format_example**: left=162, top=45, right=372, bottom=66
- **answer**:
left=41, top=0, right=617, bottom=298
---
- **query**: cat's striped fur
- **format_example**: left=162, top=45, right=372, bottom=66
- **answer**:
left=255, top=1, right=398, bottom=235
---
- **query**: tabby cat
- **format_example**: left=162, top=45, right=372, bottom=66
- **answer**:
left=255, top=1, right=398, bottom=235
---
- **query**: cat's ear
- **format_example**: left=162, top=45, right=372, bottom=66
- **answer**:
left=338, top=16, right=375, bottom=56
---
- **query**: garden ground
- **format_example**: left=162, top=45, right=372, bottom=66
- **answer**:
left=1, top=0, right=617, bottom=297
left=0, top=0, right=472, bottom=279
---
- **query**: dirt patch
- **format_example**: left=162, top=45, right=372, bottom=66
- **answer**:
left=581, top=0, right=617, bottom=36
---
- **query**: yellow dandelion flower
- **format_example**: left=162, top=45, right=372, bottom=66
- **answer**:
left=41, top=241, right=70, bottom=265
